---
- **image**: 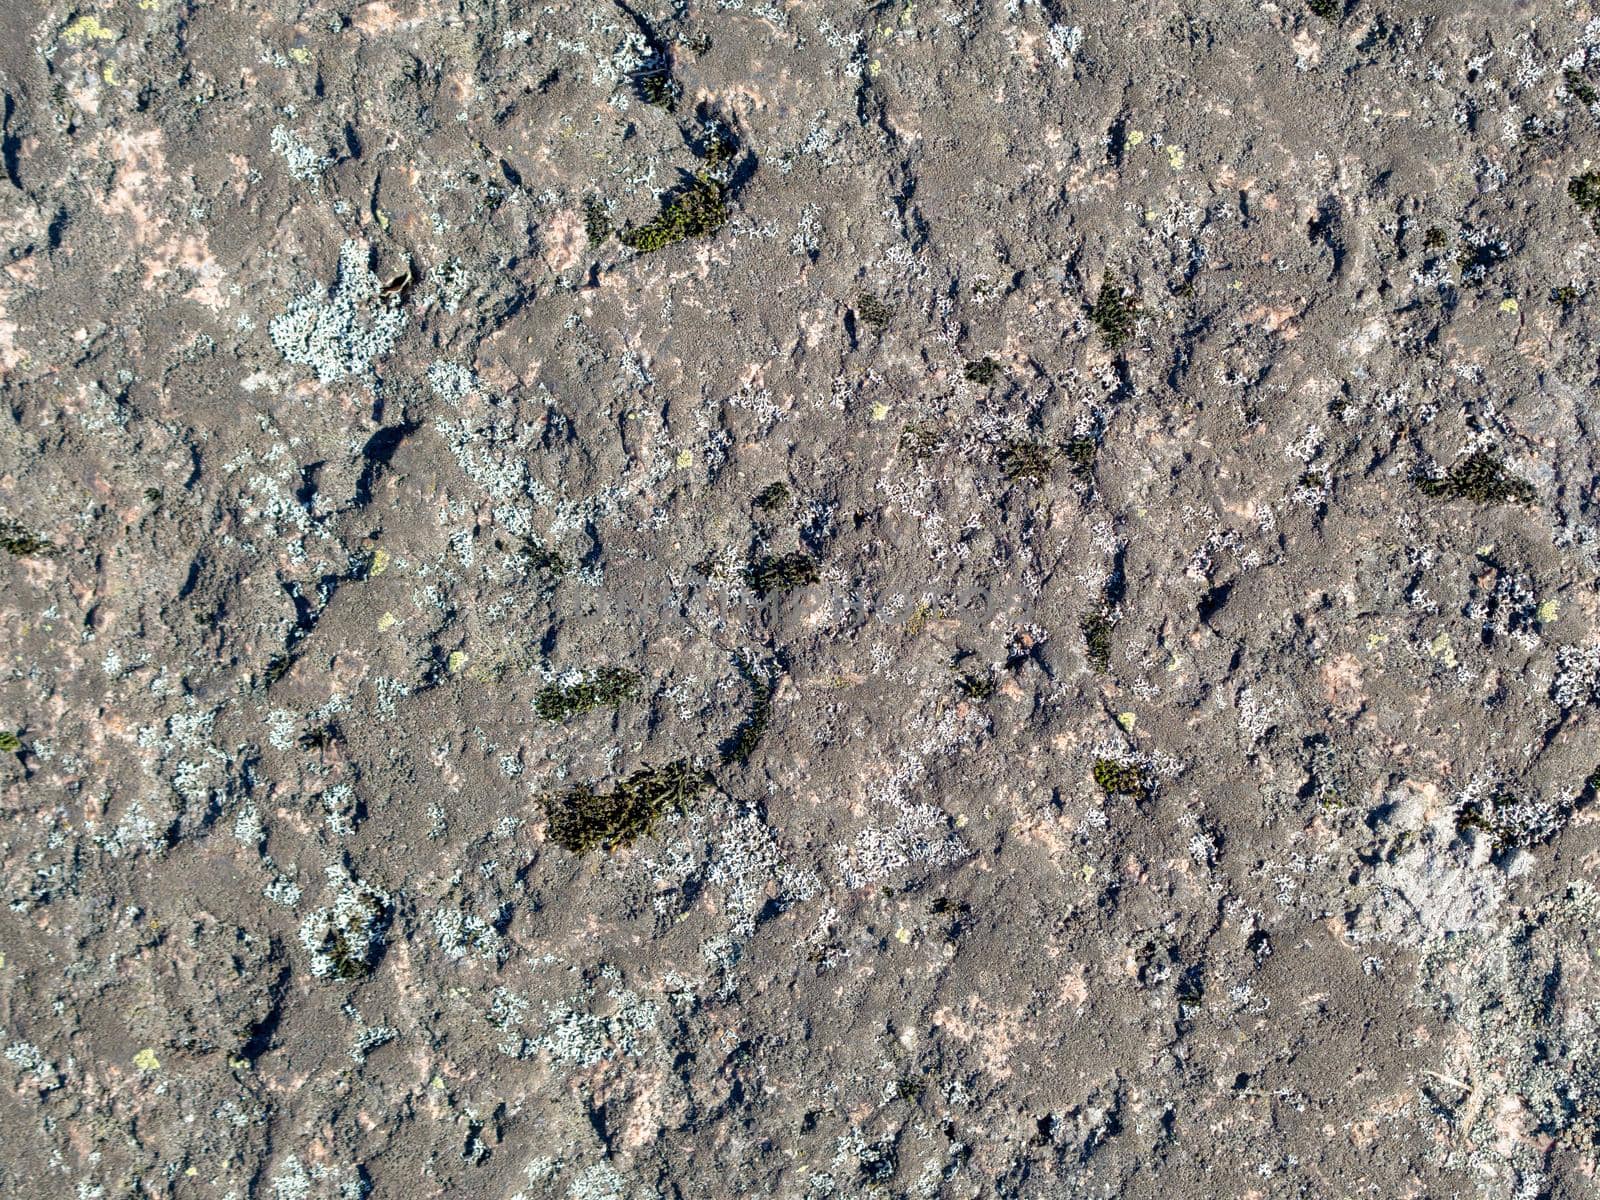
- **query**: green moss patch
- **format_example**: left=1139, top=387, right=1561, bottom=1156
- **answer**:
left=744, top=552, right=819, bottom=597
left=1090, top=274, right=1139, bottom=349
left=999, top=441, right=1055, bottom=484
left=963, top=357, right=1001, bottom=386
left=1571, top=172, right=1600, bottom=231
left=1093, top=758, right=1144, bottom=796
left=1418, top=451, right=1534, bottom=506
left=722, top=658, right=775, bottom=765
left=534, top=668, right=641, bottom=722
left=619, top=173, right=728, bottom=254
left=1062, top=437, right=1097, bottom=477
left=754, top=481, right=791, bottom=513
left=856, top=293, right=893, bottom=332
left=637, top=66, right=679, bottom=111
left=1081, top=610, right=1113, bottom=672
left=0, top=518, right=58, bottom=557
left=542, top=760, right=710, bottom=854
left=583, top=199, right=611, bottom=244
left=954, top=671, right=996, bottom=700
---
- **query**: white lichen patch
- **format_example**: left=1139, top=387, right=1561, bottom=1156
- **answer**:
left=268, top=240, right=406, bottom=383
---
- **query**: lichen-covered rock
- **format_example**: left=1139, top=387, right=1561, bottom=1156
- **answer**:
left=6, top=0, right=1600, bottom=1196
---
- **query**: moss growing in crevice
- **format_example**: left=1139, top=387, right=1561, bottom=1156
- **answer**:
left=542, top=760, right=710, bottom=854
left=963, top=357, right=1001, bottom=386
left=899, top=422, right=947, bottom=459
left=583, top=198, right=612, bottom=244
left=1570, top=172, right=1600, bottom=231
left=618, top=172, right=729, bottom=253
left=721, top=657, right=776, bottom=765
left=1062, top=436, right=1097, bottom=477
left=534, top=668, right=642, bottom=722
left=1081, top=609, right=1114, bottom=672
left=1307, top=0, right=1340, bottom=19
left=1417, top=451, right=1534, bottom=506
left=1093, top=758, right=1144, bottom=797
left=754, top=481, right=791, bottom=513
left=999, top=441, right=1056, bottom=484
left=855, top=293, right=893, bottom=332
left=744, top=552, right=819, bottom=597
left=518, top=538, right=572, bottom=585
left=636, top=65, right=680, bottom=111
left=1090, top=274, right=1139, bottom=350
left=0, top=518, right=58, bottom=557
left=954, top=670, right=996, bottom=700
left=1567, top=69, right=1599, bottom=106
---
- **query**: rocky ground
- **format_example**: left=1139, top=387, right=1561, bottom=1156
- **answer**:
left=5, top=0, right=1600, bottom=1196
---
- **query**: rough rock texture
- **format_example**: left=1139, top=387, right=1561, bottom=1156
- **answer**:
left=5, top=0, right=1600, bottom=1197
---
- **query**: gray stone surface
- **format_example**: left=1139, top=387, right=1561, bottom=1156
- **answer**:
left=4, top=0, right=1600, bottom=1196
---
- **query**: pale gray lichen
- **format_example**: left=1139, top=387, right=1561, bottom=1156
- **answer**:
left=270, top=125, right=336, bottom=185
left=4, top=1040, right=61, bottom=1092
left=268, top=240, right=406, bottom=383
left=268, top=1155, right=370, bottom=1200
left=429, top=905, right=508, bottom=964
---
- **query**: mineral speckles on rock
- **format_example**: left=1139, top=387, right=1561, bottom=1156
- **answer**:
left=8, top=0, right=1600, bottom=1197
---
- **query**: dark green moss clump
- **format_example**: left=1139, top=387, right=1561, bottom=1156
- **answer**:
left=1081, top=610, right=1113, bottom=673
left=1567, top=69, right=1599, bottom=106
left=721, top=658, right=775, bottom=765
left=1090, top=274, right=1139, bottom=349
left=1093, top=758, right=1144, bottom=796
left=963, top=357, right=1001, bottom=386
left=1418, top=452, right=1534, bottom=506
left=1307, top=0, right=1340, bottom=19
left=754, top=481, right=791, bottom=513
left=744, top=552, right=819, bottom=597
left=1062, top=437, right=1097, bottom=477
left=619, top=172, right=728, bottom=254
left=999, top=441, right=1055, bottom=484
left=0, top=732, right=21, bottom=754
left=637, top=66, right=679, bottom=111
left=543, top=760, right=710, bottom=854
left=0, top=518, right=58, bottom=557
left=1570, top=172, right=1600, bottom=231
left=583, top=198, right=611, bottom=244
left=700, top=127, right=734, bottom=171
left=894, top=1079, right=926, bottom=1103
left=534, top=667, right=641, bottom=722
left=856, top=293, right=893, bottom=332
left=519, top=538, right=572, bottom=584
